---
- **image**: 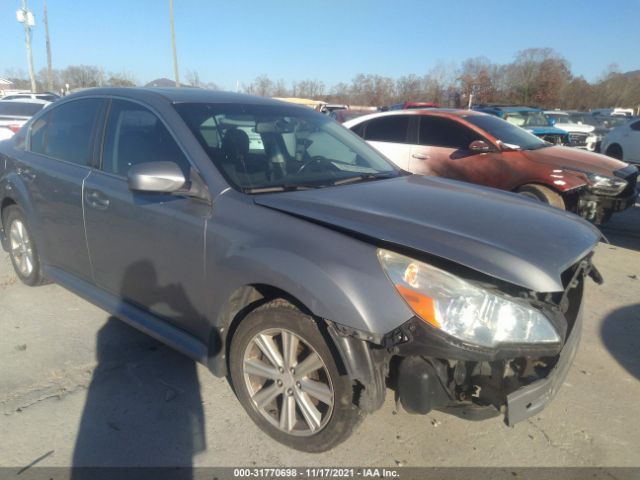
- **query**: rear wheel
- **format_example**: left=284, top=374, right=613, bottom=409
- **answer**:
left=605, top=143, right=623, bottom=160
left=2, top=205, right=45, bottom=286
left=517, top=184, right=566, bottom=209
left=229, top=300, right=363, bottom=452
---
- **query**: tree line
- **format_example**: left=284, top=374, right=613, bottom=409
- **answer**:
left=4, top=48, right=639, bottom=110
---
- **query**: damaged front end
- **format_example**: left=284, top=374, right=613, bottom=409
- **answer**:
left=383, top=254, right=601, bottom=425
left=568, top=165, right=638, bottom=224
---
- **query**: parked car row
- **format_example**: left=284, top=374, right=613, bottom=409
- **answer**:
left=345, top=108, right=638, bottom=225
left=0, top=88, right=630, bottom=451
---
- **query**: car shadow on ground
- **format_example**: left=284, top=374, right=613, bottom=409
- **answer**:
left=600, top=204, right=640, bottom=252
left=600, top=303, right=640, bottom=381
left=71, top=261, right=207, bottom=478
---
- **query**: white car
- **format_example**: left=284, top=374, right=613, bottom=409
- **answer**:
left=0, top=98, right=51, bottom=140
left=544, top=111, right=598, bottom=151
left=601, top=118, right=640, bottom=166
left=1, top=92, right=60, bottom=102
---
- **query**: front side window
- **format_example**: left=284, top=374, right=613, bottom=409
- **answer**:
left=28, top=98, right=102, bottom=166
left=363, top=115, right=410, bottom=143
left=419, top=117, right=480, bottom=149
left=102, top=100, right=191, bottom=177
left=630, top=120, right=640, bottom=132
left=502, top=110, right=550, bottom=127
left=463, top=114, right=548, bottom=150
left=175, top=103, right=398, bottom=192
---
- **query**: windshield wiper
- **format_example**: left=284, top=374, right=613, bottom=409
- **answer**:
left=242, top=184, right=325, bottom=194
left=332, top=172, right=398, bottom=186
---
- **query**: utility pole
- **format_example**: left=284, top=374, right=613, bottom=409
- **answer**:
left=169, top=0, right=180, bottom=87
left=16, top=0, right=37, bottom=93
left=43, top=0, right=53, bottom=91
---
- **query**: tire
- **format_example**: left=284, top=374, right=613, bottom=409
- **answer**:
left=2, top=205, right=45, bottom=286
left=229, top=299, right=363, bottom=452
left=605, top=144, right=623, bottom=160
left=517, top=184, right=566, bottom=209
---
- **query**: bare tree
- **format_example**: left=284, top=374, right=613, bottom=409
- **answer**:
left=292, top=79, right=325, bottom=99
left=62, top=65, right=105, bottom=89
left=186, top=69, right=201, bottom=87
left=244, top=74, right=275, bottom=96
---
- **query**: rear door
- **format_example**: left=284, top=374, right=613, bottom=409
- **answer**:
left=625, top=120, right=640, bottom=163
left=412, top=116, right=506, bottom=188
left=83, top=99, right=211, bottom=336
left=20, top=98, right=105, bottom=280
left=358, top=115, right=414, bottom=170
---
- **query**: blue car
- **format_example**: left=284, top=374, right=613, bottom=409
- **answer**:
left=473, top=105, right=570, bottom=145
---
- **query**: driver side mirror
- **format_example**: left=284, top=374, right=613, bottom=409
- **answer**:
left=468, top=140, right=492, bottom=153
left=128, top=161, right=187, bottom=193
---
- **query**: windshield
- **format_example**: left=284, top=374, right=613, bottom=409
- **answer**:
left=545, top=113, right=569, bottom=123
left=502, top=110, right=550, bottom=127
left=464, top=114, right=548, bottom=150
left=175, top=103, right=399, bottom=192
left=0, top=101, right=45, bottom=117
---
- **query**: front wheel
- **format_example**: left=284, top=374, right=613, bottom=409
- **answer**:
left=2, top=205, right=45, bottom=286
left=517, top=184, right=566, bottom=210
left=229, top=300, right=363, bottom=452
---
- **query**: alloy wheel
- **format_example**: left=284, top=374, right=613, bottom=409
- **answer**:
left=242, top=328, right=334, bottom=436
left=9, top=219, right=34, bottom=277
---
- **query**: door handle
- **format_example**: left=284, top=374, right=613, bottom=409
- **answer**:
left=411, top=153, right=430, bottom=160
left=85, top=190, right=110, bottom=210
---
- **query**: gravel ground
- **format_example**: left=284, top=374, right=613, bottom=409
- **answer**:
left=0, top=205, right=638, bottom=469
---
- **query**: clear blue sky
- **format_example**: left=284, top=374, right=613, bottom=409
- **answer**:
left=1, top=0, right=639, bottom=89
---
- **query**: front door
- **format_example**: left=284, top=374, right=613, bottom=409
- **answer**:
left=83, top=99, right=211, bottom=337
left=411, top=116, right=507, bottom=189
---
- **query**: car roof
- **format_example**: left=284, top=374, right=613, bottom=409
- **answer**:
left=342, top=108, right=489, bottom=126
left=0, top=98, right=51, bottom=105
left=476, top=105, right=541, bottom=112
left=68, top=87, right=299, bottom=108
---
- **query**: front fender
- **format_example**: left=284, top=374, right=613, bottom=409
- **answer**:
left=205, top=193, right=414, bottom=338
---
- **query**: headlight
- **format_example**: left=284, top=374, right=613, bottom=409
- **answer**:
left=586, top=173, right=627, bottom=196
left=377, top=249, right=561, bottom=348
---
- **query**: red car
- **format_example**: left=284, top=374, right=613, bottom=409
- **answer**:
left=345, top=109, right=638, bottom=224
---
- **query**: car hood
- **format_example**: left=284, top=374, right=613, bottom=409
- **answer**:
left=526, top=126, right=568, bottom=135
left=254, top=175, right=601, bottom=292
left=554, top=122, right=595, bottom=134
left=522, top=145, right=630, bottom=176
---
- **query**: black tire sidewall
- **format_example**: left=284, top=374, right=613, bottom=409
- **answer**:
left=229, top=303, right=362, bottom=452
left=606, top=144, right=623, bottom=160
left=3, top=205, right=43, bottom=286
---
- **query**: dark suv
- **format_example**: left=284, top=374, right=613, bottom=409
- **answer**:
left=0, top=88, right=601, bottom=452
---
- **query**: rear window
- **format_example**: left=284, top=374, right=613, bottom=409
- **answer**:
left=0, top=102, right=45, bottom=117
left=363, top=116, right=410, bottom=143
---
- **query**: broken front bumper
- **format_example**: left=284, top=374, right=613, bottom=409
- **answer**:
left=505, top=305, right=582, bottom=425
left=389, top=269, right=587, bottom=425
left=577, top=189, right=638, bottom=224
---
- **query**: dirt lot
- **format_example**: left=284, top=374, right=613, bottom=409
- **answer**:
left=0, top=205, right=639, bottom=469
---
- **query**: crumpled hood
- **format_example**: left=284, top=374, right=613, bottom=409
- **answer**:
left=522, top=145, right=630, bottom=176
left=254, top=175, right=601, bottom=293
